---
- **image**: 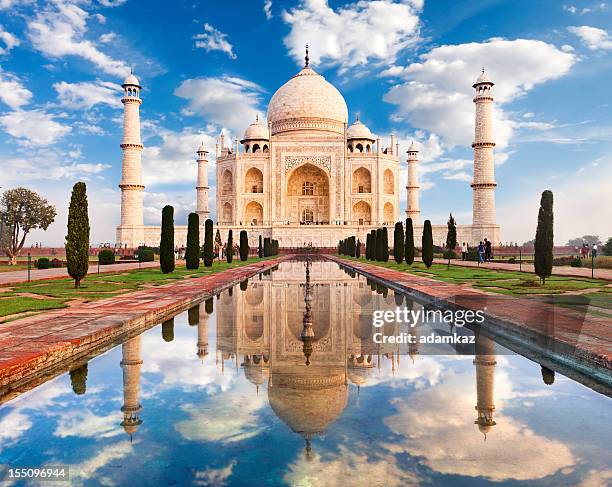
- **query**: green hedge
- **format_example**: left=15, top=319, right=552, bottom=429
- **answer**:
left=36, top=257, right=50, bottom=269
left=138, top=249, right=154, bottom=262
left=98, top=249, right=115, bottom=265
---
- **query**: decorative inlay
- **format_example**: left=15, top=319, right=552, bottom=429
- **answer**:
left=284, top=155, right=331, bottom=173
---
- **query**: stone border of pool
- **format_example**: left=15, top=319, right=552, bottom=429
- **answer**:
left=0, top=256, right=291, bottom=404
left=328, top=256, right=612, bottom=390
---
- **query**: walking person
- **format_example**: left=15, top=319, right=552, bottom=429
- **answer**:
left=477, top=241, right=484, bottom=264
left=484, top=238, right=491, bottom=263
left=461, top=242, right=468, bottom=261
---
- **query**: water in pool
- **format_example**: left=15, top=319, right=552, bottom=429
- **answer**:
left=0, top=259, right=610, bottom=486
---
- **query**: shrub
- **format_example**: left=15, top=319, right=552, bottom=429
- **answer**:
left=603, top=237, right=612, bottom=256
left=239, top=230, right=249, bottom=261
left=36, top=257, right=50, bottom=269
left=51, top=258, right=62, bottom=268
left=422, top=220, right=434, bottom=268
left=393, top=222, right=404, bottom=264
left=442, top=250, right=457, bottom=260
left=185, top=212, right=200, bottom=270
left=98, top=249, right=115, bottom=265
left=508, top=257, right=516, bottom=264
left=570, top=256, right=583, bottom=267
left=160, top=205, right=175, bottom=273
left=227, top=230, right=235, bottom=263
left=466, top=247, right=479, bottom=261
left=203, top=219, right=214, bottom=267
left=65, top=181, right=90, bottom=288
left=138, top=249, right=154, bottom=262
left=534, top=190, right=554, bottom=283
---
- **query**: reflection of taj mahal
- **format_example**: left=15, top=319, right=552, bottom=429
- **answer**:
left=117, top=261, right=497, bottom=445
left=116, top=49, right=500, bottom=248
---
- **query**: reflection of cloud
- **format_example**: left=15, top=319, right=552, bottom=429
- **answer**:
left=383, top=372, right=576, bottom=481
left=194, top=460, right=237, bottom=486
left=54, top=409, right=123, bottom=439
left=578, top=468, right=612, bottom=487
left=175, top=389, right=267, bottom=444
left=357, top=355, right=444, bottom=390
left=0, top=410, right=32, bottom=448
left=284, top=446, right=420, bottom=486
left=67, top=440, right=133, bottom=483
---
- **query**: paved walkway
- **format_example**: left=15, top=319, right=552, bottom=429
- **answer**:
left=432, top=257, right=612, bottom=281
left=0, top=256, right=288, bottom=400
left=0, top=261, right=159, bottom=286
left=330, top=256, right=611, bottom=381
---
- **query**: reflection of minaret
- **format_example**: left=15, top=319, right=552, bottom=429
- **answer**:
left=473, top=330, right=496, bottom=439
left=197, top=301, right=210, bottom=361
left=300, top=259, right=314, bottom=365
left=121, top=336, right=143, bottom=438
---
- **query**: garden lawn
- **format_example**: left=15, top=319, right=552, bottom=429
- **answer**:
left=0, top=257, right=272, bottom=321
left=339, top=256, right=611, bottom=297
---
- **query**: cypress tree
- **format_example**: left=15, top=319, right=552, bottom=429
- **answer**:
left=422, top=219, right=434, bottom=268
left=370, top=230, right=376, bottom=260
left=226, top=229, right=234, bottom=263
left=203, top=219, right=214, bottom=267
left=264, top=237, right=271, bottom=257
left=349, top=236, right=356, bottom=257
left=185, top=212, right=200, bottom=269
left=240, top=230, right=249, bottom=261
left=365, top=233, right=370, bottom=259
left=445, top=213, right=457, bottom=268
left=375, top=229, right=383, bottom=261
left=160, top=205, right=175, bottom=273
left=258, top=235, right=263, bottom=258
left=66, top=181, right=90, bottom=288
left=381, top=227, right=389, bottom=262
left=338, top=240, right=342, bottom=255
left=393, top=222, right=404, bottom=264
left=534, top=190, right=554, bottom=284
left=356, top=238, right=361, bottom=258
left=405, top=218, right=414, bottom=265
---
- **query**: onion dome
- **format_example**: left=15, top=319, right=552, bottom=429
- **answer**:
left=240, top=115, right=269, bottom=143
left=473, top=68, right=494, bottom=87
left=122, top=72, right=141, bottom=88
left=346, top=117, right=374, bottom=141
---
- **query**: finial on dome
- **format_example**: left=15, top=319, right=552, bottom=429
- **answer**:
left=255, top=112, right=259, bottom=122
left=305, top=43, right=309, bottom=67
left=482, top=66, right=485, bottom=74
left=355, top=112, right=360, bottom=122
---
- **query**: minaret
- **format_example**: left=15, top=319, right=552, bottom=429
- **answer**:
left=117, top=71, right=144, bottom=248
left=120, top=336, right=143, bottom=438
left=197, top=301, right=209, bottom=361
left=196, top=142, right=210, bottom=221
left=471, top=69, right=498, bottom=243
left=473, top=330, right=497, bottom=439
left=405, top=141, right=420, bottom=224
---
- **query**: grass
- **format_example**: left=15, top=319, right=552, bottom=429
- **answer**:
left=339, top=256, right=611, bottom=297
left=0, top=257, right=273, bottom=321
left=0, top=265, right=28, bottom=272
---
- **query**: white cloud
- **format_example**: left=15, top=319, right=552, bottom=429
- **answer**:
left=54, top=80, right=122, bottom=109
left=54, top=409, right=123, bottom=439
left=97, top=0, right=128, bottom=7
left=0, top=0, right=32, bottom=9
left=27, top=2, right=130, bottom=76
left=568, top=25, right=612, bottom=50
left=0, top=410, right=32, bottom=449
left=264, top=0, right=273, bottom=19
left=0, top=109, right=71, bottom=146
left=174, top=76, right=264, bottom=134
left=99, top=32, right=116, bottom=43
left=0, top=70, right=32, bottom=109
left=384, top=39, right=576, bottom=149
left=282, top=0, right=421, bottom=73
left=0, top=26, right=19, bottom=54
left=193, top=23, right=236, bottom=59
left=194, top=461, right=237, bottom=487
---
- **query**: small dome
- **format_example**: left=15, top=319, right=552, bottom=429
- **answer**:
left=346, top=119, right=374, bottom=140
left=267, top=66, right=348, bottom=136
left=244, top=364, right=269, bottom=386
left=197, top=141, right=207, bottom=153
left=123, top=73, right=141, bottom=87
left=241, top=116, right=269, bottom=142
left=473, top=69, right=494, bottom=87
left=347, top=367, right=371, bottom=386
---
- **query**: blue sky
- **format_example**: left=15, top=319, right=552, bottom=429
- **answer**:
left=0, top=0, right=611, bottom=245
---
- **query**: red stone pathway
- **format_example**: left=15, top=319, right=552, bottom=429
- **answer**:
left=0, top=256, right=288, bottom=399
left=330, top=256, right=612, bottom=377
left=0, top=261, right=159, bottom=286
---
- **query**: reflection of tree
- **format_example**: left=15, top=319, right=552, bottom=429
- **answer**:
left=541, top=366, right=555, bottom=385
left=205, top=297, right=214, bottom=314
left=69, top=363, right=88, bottom=396
left=162, top=318, right=175, bottom=342
left=188, top=305, right=199, bottom=326
left=240, top=279, right=249, bottom=292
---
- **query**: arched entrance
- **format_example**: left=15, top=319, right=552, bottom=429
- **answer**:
left=286, top=163, right=330, bottom=224
left=352, top=201, right=371, bottom=225
left=222, top=202, right=233, bottom=223
left=245, top=201, right=263, bottom=225
left=244, top=167, right=263, bottom=193
left=383, top=202, right=394, bottom=224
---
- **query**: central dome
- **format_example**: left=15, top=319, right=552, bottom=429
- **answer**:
left=267, top=66, right=348, bottom=136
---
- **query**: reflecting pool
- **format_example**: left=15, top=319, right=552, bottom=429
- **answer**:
left=1, top=259, right=611, bottom=486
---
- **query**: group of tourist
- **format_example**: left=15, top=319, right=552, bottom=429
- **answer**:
left=460, top=239, right=493, bottom=263
left=577, top=243, right=598, bottom=259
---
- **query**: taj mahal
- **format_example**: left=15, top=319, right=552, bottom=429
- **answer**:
left=116, top=48, right=500, bottom=248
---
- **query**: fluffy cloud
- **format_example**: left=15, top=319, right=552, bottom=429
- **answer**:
left=98, top=0, right=128, bottom=6
left=0, top=26, right=19, bottom=54
left=0, top=70, right=32, bottom=109
left=54, top=80, right=122, bottom=109
left=264, top=0, right=273, bottom=19
left=27, top=2, right=130, bottom=76
left=174, top=76, right=264, bottom=134
left=568, top=25, right=612, bottom=50
left=282, top=0, right=421, bottom=72
left=0, top=109, right=71, bottom=146
left=384, top=39, right=576, bottom=149
left=193, top=23, right=237, bottom=59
